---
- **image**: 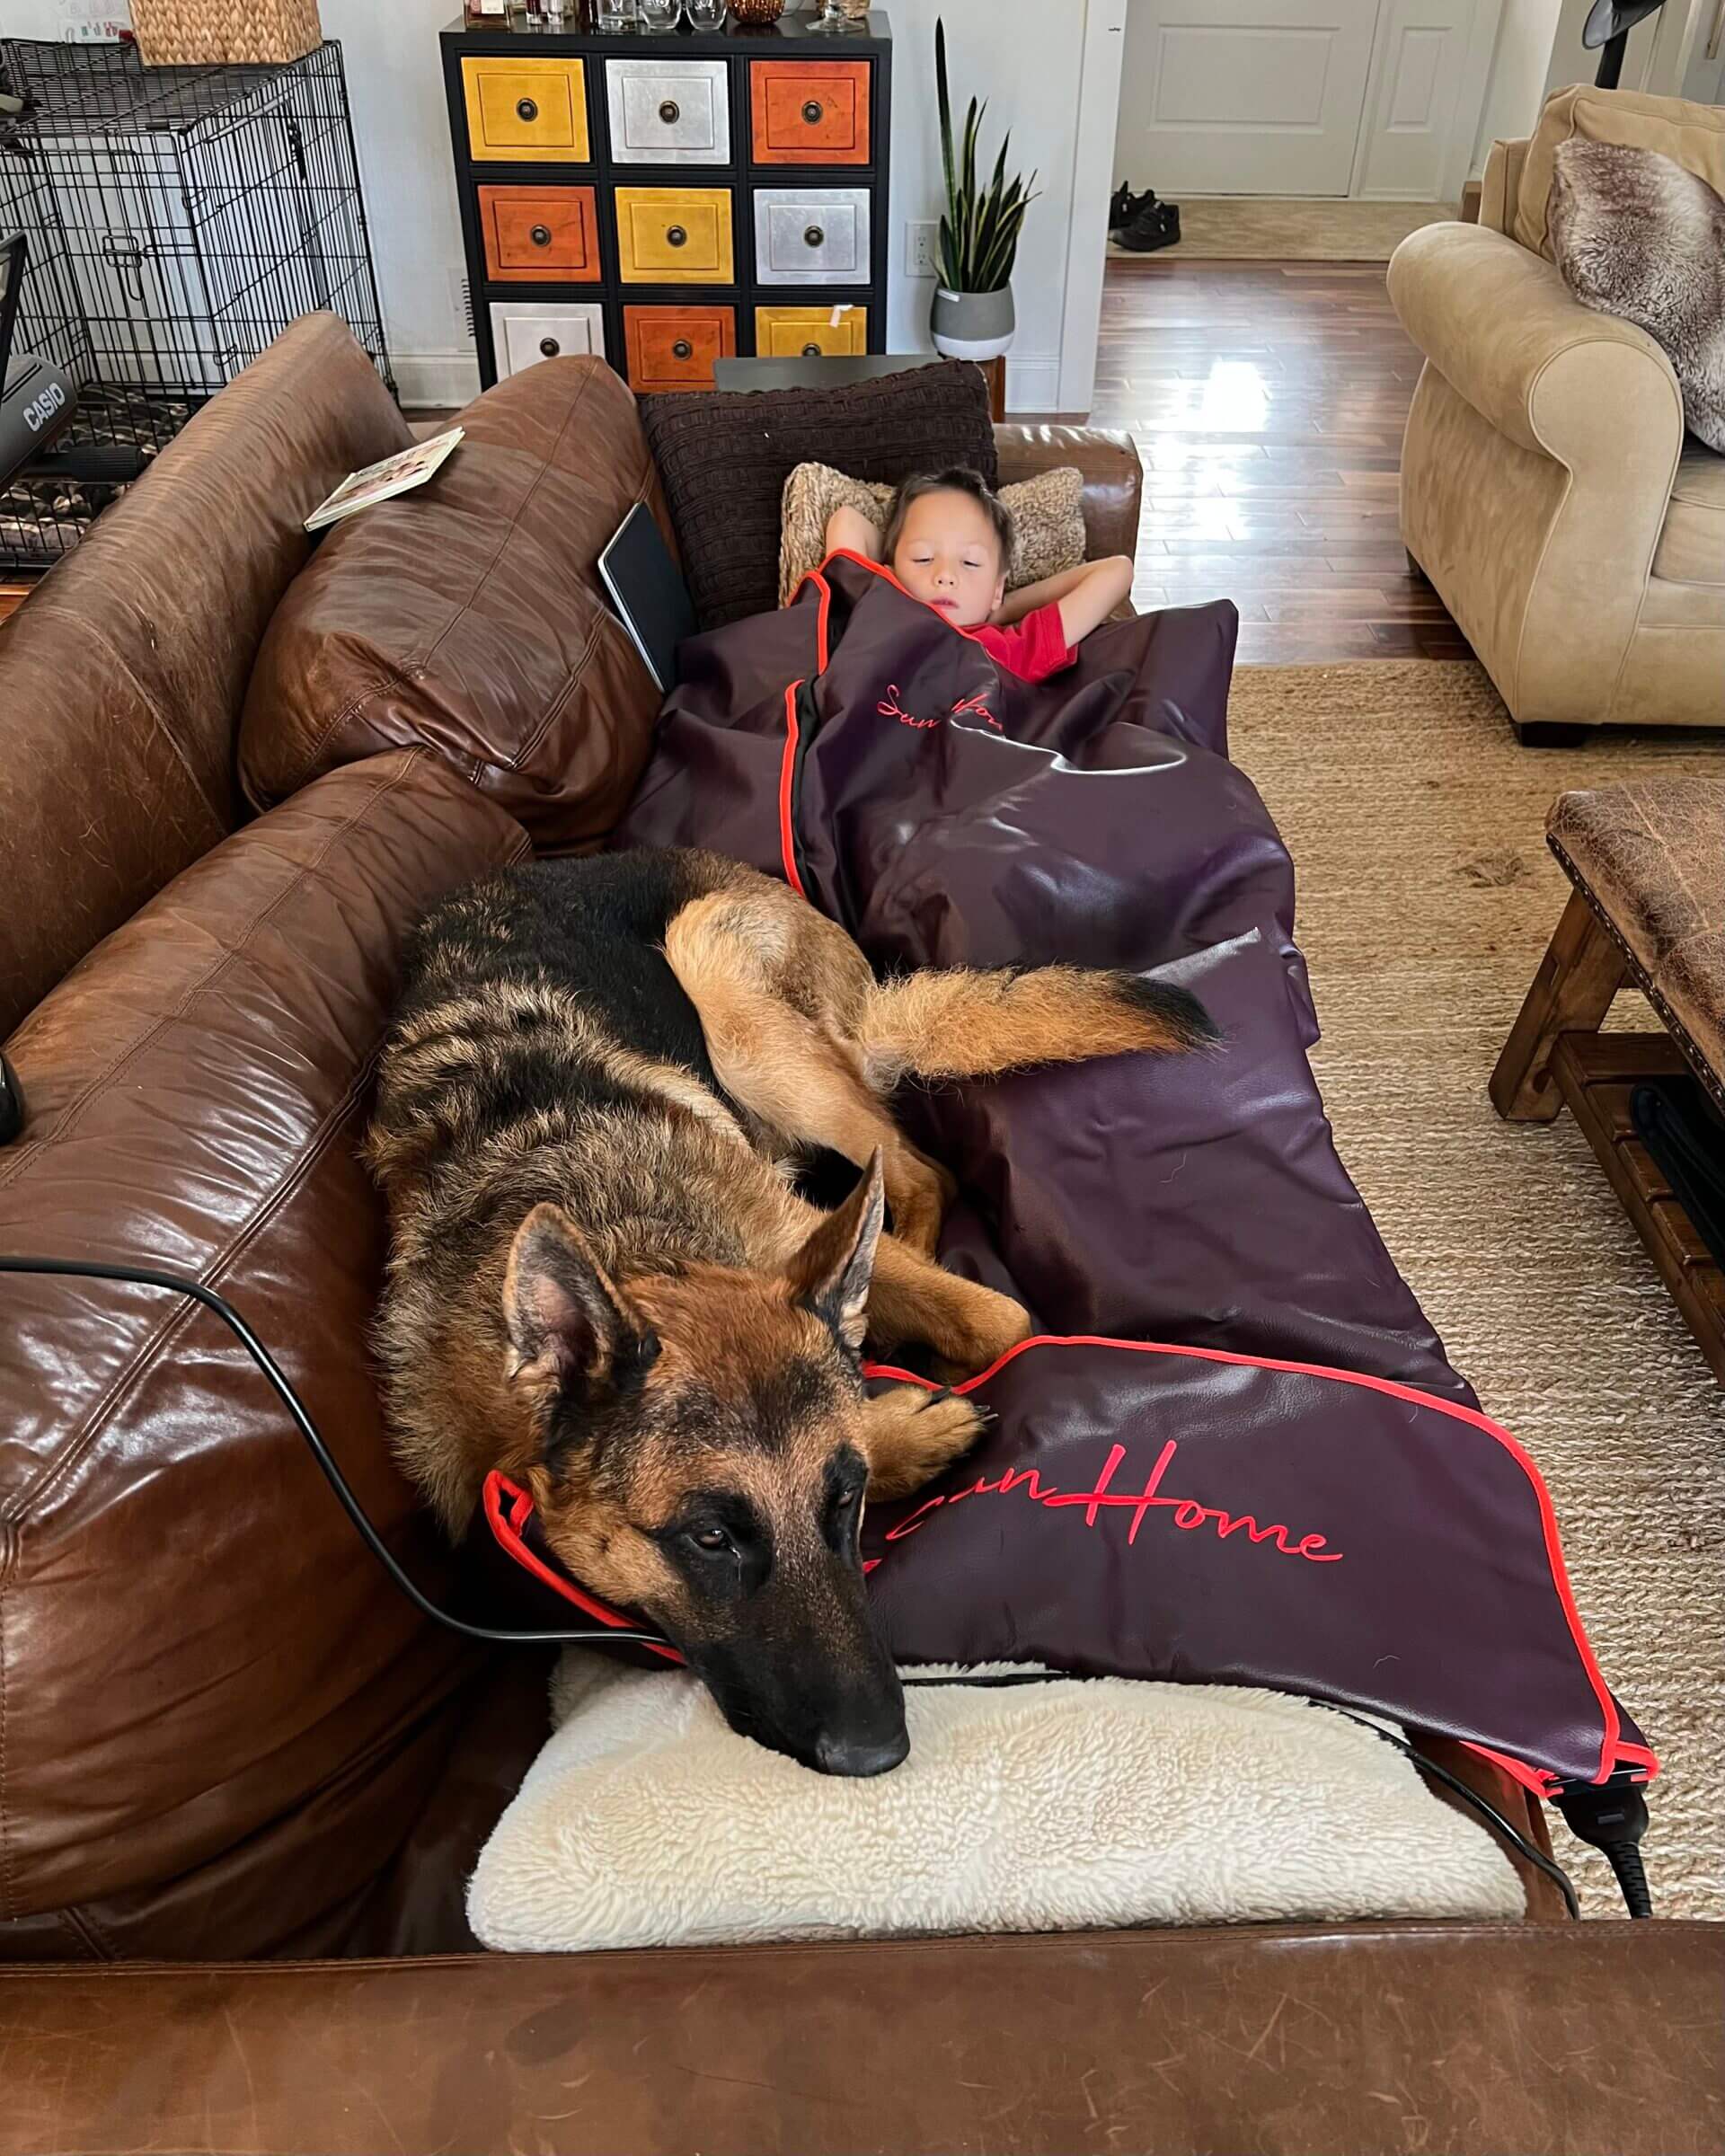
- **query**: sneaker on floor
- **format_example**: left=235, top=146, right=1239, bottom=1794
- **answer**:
left=1110, top=181, right=1158, bottom=231
left=1116, top=199, right=1181, bottom=252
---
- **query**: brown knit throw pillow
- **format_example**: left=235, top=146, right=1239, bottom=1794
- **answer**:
left=640, top=361, right=998, bottom=629
left=779, top=460, right=1086, bottom=605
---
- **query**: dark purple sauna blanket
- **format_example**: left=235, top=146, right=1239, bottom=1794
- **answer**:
left=609, top=551, right=1652, bottom=1798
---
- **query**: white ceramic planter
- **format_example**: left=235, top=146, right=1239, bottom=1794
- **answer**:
left=931, top=283, right=1015, bottom=361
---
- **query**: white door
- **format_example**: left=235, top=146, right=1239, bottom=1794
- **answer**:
left=1115, top=0, right=1384, bottom=194
left=1353, top=0, right=1483, bottom=198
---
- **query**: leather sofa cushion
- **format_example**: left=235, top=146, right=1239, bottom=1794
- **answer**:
left=640, top=358, right=998, bottom=629
left=1653, top=441, right=1725, bottom=588
left=239, top=358, right=669, bottom=854
left=0, top=313, right=410, bottom=1043
left=1548, top=781, right=1725, bottom=1095
left=1516, top=86, right=1725, bottom=261
left=0, top=752, right=530, bottom=1959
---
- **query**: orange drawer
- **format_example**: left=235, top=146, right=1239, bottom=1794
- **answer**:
left=478, top=186, right=601, bottom=284
left=624, top=305, right=737, bottom=393
left=749, top=60, right=871, bottom=166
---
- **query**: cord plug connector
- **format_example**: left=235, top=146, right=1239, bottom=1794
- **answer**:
left=1558, top=1778, right=1652, bottom=1918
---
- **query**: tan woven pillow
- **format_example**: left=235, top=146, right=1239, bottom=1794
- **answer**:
left=780, top=460, right=1086, bottom=606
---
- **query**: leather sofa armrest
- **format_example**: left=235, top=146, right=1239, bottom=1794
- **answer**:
left=1387, top=222, right=1685, bottom=474
left=1480, top=136, right=1528, bottom=235
left=995, top=422, right=1143, bottom=560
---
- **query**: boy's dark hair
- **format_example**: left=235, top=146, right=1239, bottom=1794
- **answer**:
left=882, top=466, right=1014, bottom=570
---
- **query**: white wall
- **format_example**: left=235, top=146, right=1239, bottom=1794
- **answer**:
left=315, top=0, right=1097, bottom=411
left=1470, top=0, right=1561, bottom=172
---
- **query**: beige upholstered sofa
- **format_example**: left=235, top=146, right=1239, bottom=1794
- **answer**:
left=1388, top=88, right=1725, bottom=743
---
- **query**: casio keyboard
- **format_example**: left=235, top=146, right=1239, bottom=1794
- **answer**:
left=2, top=230, right=151, bottom=532
left=0, top=232, right=76, bottom=485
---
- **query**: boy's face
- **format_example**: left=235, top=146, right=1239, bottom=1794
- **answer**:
left=889, top=490, right=1006, bottom=627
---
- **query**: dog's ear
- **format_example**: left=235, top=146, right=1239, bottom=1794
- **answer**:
left=786, top=1152, right=885, bottom=1352
left=504, top=1204, right=657, bottom=1392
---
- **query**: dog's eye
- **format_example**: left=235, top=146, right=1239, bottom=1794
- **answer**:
left=686, top=1525, right=734, bottom=1556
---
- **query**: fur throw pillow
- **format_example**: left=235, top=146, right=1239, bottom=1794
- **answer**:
left=780, top=460, right=1086, bottom=606
left=1549, top=139, right=1725, bottom=453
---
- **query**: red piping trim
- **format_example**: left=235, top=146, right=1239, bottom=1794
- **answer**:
left=1461, top=1739, right=1562, bottom=1800
left=864, top=1333, right=1649, bottom=1787
left=777, top=682, right=806, bottom=897
left=482, top=1472, right=685, bottom=1666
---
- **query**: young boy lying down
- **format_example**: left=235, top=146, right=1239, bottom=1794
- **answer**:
left=824, top=466, right=1135, bottom=684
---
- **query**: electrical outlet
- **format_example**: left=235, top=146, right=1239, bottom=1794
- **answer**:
left=905, top=221, right=941, bottom=278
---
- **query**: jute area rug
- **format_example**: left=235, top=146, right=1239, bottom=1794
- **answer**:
left=1110, top=197, right=1455, bottom=261
left=1226, top=657, right=1722, bottom=1921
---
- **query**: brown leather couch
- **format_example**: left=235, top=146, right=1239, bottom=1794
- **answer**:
left=0, top=314, right=1718, bottom=2156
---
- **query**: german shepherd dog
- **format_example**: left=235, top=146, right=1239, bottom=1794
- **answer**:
left=367, top=848, right=1213, bottom=1776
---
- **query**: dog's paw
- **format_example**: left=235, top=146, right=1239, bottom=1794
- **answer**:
left=948, top=1284, right=1034, bottom=1374
left=862, top=1384, right=989, bottom=1498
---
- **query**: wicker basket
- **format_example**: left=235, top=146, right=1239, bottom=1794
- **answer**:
left=128, top=0, right=323, bottom=66
left=730, top=0, right=786, bottom=19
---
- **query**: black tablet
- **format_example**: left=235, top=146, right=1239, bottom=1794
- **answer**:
left=597, top=499, right=697, bottom=696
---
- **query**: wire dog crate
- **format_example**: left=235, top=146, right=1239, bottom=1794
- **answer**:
left=0, top=37, right=394, bottom=571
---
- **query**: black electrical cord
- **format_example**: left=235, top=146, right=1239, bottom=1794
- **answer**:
left=0, top=1254, right=669, bottom=1652
left=1313, top=1701, right=1583, bottom=1919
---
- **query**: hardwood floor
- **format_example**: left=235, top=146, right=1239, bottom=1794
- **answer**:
left=1091, top=259, right=1468, bottom=667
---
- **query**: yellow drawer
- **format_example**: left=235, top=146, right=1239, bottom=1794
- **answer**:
left=463, top=57, right=589, bottom=163
left=615, top=186, right=734, bottom=285
left=755, top=304, right=868, bottom=358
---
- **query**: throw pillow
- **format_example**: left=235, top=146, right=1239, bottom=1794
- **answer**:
left=1549, top=139, right=1725, bottom=454
left=239, top=357, right=668, bottom=853
left=640, top=360, right=997, bottom=629
left=779, top=460, right=1087, bottom=605
left=1515, top=84, right=1725, bottom=261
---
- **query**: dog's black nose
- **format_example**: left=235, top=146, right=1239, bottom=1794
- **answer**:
left=814, top=1727, right=910, bottom=1778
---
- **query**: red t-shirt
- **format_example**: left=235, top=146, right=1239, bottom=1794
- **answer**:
left=970, top=602, right=1075, bottom=683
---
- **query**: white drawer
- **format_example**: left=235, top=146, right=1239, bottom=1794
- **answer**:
left=490, top=300, right=606, bottom=378
left=753, top=185, right=871, bottom=286
left=606, top=57, right=730, bottom=165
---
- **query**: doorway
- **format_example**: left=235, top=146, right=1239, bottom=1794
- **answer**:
left=1113, top=0, right=1501, bottom=200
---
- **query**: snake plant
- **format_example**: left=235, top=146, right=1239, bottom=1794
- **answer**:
left=935, top=16, right=1039, bottom=295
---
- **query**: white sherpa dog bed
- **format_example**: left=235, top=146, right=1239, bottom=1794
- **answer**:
left=467, top=1657, right=1523, bottom=1954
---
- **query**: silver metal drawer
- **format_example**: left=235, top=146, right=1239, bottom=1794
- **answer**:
left=606, top=57, right=730, bottom=165
left=491, top=300, right=606, bottom=377
left=752, top=186, right=870, bottom=286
